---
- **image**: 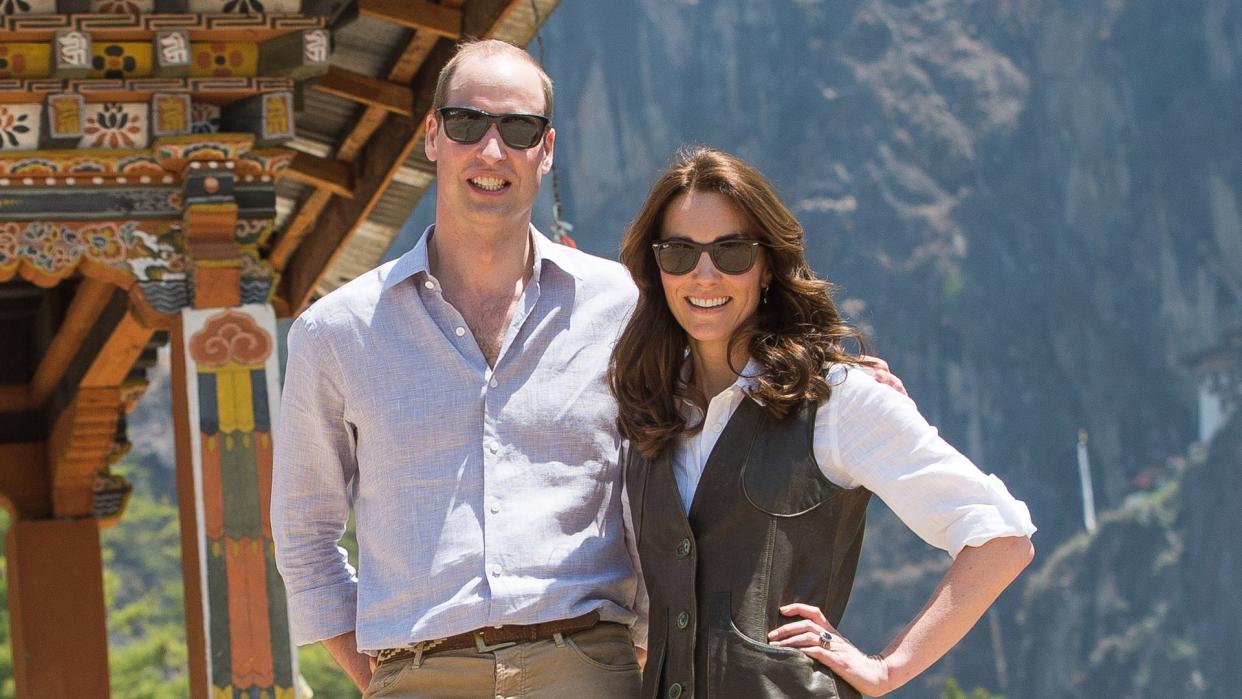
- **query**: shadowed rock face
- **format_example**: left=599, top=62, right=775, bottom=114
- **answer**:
left=525, top=1, right=1241, bottom=695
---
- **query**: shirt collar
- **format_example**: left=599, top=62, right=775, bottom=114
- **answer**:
left=384, top=224, right=582, bottom=291
left=679, top=356, right=764, bottom=400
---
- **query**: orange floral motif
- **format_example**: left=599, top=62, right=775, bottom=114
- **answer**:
left=189, top=310, right=272, bottom=368
left=196, top=42, right=246, bottom=77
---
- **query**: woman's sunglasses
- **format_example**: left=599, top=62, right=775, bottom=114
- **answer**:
left=651, top=239, right=763, bottom=275
left=436, top=107, right=550, bottom=149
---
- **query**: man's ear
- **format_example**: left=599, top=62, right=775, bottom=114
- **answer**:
left=539, top=127, right=555, bottom=175
left=424, top=113, right=440, bottom=162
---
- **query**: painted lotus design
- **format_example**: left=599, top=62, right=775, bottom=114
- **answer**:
left=84, top=103, right=144, bottom=148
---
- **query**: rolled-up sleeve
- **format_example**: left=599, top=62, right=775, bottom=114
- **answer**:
left=817, top=366, right=1036, bottom=558
left=271, top=314, right=360, bottom=645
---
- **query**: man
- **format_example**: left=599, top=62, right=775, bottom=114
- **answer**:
left=273, top=38, right=904, bottom=697
left=273, top=40, right=646, bottom=697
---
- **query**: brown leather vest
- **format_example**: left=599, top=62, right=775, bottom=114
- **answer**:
left=627, top=398, right=872, bottom=699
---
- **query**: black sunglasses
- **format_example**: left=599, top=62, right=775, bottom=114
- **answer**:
left=436, top=107, right=550, bottom=149
left=651, top=239, right=763, bottom=275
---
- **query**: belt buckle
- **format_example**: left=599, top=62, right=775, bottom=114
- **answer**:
left=473, top=630, right=517, bottom=653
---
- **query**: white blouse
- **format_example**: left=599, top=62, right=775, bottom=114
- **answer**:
left=672, top=362, right=1036, bottom=558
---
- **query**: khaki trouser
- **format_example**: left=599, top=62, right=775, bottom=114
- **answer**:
left=363, top=622, right=642, bottom=698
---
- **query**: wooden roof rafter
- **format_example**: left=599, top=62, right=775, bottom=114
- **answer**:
left=270, top=0, right=556, bottom=315
left=267, top=0, right=467, bottom=302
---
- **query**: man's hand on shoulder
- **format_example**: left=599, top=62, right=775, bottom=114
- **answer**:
left=858, top=355, right=907, bottom=396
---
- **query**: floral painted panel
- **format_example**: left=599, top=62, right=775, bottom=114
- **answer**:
left=0, top=104, right=39, bottom=151
left=80, top=102, right=148, bottom=149
left=189, top=42, right=258, bottom=78
left=0, top=220, right=186, bottom=287
left=89, top=42, right=153, bottom=80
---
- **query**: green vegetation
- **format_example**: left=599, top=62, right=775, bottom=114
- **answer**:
left=942, top=678, right=1004, bottom=699
left=0, top=462, right=358, bottom=697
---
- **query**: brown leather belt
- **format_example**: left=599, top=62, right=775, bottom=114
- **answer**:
left=375, top=611, right=601, bottom=667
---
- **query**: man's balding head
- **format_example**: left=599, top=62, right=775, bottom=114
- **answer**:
left=433, top=39, right=554, bottom=117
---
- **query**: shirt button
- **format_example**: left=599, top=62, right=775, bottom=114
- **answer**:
left=712, top=423, right=723, bottom=433
left=489, top=378, right=498, bottom=388
left=454, top=326, right=466, bottom=337
left=490, top=501, right=501, bottom=514
left=424, top=280, right=434, bottom=290
left=667, top=683, right=683, bottom=699
left=676, top=611, right=690, bottom=629
left=490, top=564, right=502, bottom=576
left=675, top=538, right=692, bottom=558
left=488, top=442, right=499, bottom=454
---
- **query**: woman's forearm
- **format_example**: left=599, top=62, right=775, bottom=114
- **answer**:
left=878, top=535, right=1034, bottom=692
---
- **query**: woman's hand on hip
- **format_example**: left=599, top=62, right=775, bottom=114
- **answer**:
left=767, top=602, right=895, bottom=697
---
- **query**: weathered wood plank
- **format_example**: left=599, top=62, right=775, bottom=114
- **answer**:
left=358, top=0, right=462, bottom=39
left=310, top=65, right=414, bottom=117
left=285, top=151, right=355, bottom=199
left=282, top=0, right=519, bottom=312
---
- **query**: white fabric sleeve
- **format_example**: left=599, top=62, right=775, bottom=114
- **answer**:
left=619, top=444, right=649, bottom=649
left=815, top=365, right=1036, bottom=558
left=271, top=315, right=361, bottom=645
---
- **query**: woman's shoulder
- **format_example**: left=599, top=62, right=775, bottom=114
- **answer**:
left=821, top=362, right=912, bottom=416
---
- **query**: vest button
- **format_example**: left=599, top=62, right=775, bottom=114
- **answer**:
left=676, top=538, right=692, bottom=558
left=676, top=610, right=690, bottom=629
left=668, top=682, right=684, bottom=699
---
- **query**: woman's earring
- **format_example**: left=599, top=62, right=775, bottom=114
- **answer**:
left=762, top=286, right=770, bottom=305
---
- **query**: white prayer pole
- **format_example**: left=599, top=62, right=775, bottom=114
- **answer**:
left=1076, top=429, right=1098, bottom=533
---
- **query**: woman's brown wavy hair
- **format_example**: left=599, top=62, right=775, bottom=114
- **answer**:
left=609, top=146, right=864, bottom=459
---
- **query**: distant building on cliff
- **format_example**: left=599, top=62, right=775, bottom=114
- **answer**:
left=1186, top=326, right=1242, bottom=444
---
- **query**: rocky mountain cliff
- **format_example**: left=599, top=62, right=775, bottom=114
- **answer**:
left=533, top=0, right=1240, bottom=540
left=522, top=1, right=1240, bottom=695
left=1014, top=413, right=1242, bottom=697
left=96, top=1, right=1230, bottom=695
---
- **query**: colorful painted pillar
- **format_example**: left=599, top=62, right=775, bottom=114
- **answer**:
left=174, top=304, right=292, bottom=699
left=0, top=3, right=333, bottom=695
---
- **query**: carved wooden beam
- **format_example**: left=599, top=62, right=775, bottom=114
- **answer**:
left=358, top=0, right=463, bottom=39
left=0, top=443, right=51, bottom=520
left=270, top=189, right=333, bottom=272
left=310, top=65, right=415, bottom=117
left=0, top=385, right=36, bottom=413
left=285, top=151, right=355, bottom=199
left=80, top=310, right=158, bottom=390
left=29, top=277, right=120, bottom=408
left=48, top=386, right=124, bottom=518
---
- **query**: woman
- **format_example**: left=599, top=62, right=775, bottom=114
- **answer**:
left=610, top=147, right=1036, bottom=698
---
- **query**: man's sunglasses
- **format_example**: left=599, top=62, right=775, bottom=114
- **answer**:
left=651, top=239, right=763, bottom=275
left=436, top=107, right=550, bottom=149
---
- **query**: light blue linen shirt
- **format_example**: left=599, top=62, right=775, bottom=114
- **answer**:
left=272, top=226, right=644, bottom=652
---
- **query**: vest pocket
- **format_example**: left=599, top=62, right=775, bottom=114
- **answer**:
left=706, top=592, right=854, bottom=699
left=739, top=444, right=840, bottom=517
